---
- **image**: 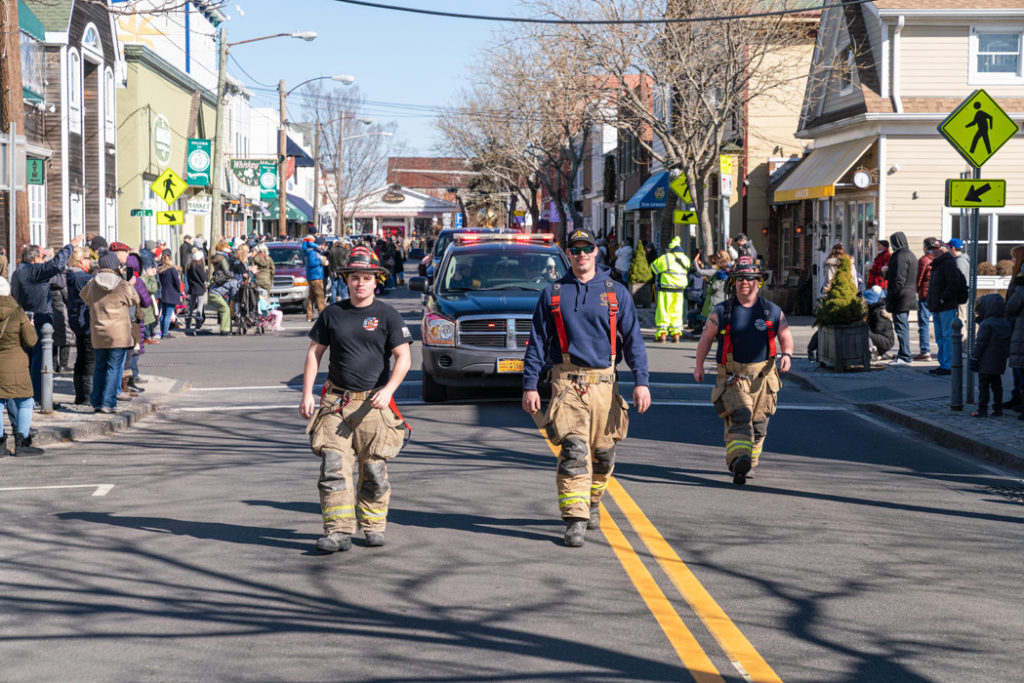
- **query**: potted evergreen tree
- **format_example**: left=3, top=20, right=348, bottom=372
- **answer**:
left=814, top=255, right=870, bottom=370
left=627, top=246, right=654, bottom=308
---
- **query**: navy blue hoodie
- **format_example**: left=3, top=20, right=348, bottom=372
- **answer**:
left=523, top=265, right=649, bottom=390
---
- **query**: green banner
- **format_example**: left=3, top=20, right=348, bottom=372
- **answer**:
left=259, top=162, right=278, bottom=201
left=26, top=158, right=44, bottom=185
left=230, top=159, right=261, bottom=186
left=186, top=138, right=212, bottom=186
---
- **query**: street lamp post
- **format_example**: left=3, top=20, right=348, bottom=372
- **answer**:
left=332, top=116, right=377, bottom=235
left=211, top=29, right=318, bottom=243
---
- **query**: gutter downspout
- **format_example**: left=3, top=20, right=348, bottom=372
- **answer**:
left=892, top=15, right=905, bottom=114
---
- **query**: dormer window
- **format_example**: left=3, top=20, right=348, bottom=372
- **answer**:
left=838, top=45, right=856, bottom=95
left=82, top=24, right=101, bottom=56
left=970, top=28, right=1024, bottom=84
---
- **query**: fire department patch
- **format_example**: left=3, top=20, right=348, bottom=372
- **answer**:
left=363, top=316, right=380, bottom=331
left=754, top=318, right=768, bottom=332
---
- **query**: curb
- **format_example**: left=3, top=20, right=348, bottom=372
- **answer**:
left=32, top=378, right=191, bottom=447
left=861, top=402, right=1024, bottom=473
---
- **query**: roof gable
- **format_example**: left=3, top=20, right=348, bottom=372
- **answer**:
left=24, top=0, right=72, bottom=34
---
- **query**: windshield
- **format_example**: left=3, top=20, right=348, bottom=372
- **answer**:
left=269, top=248, right=303, bottom=267
left=438, top=249, right=567, bottom=294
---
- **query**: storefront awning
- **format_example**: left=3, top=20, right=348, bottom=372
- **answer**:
left=625, top=171, right=669, bottom=211
left=279, top=136, right=315, bottom=168
left=263, top=194, right=314, bottom=221
left=773, top=138, right=875, bottom=203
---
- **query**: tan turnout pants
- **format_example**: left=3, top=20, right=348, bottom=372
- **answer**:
left=711, top=359, right=781, bottom=471
left=543, top=363, right=629, bottom=520
left=307, top=383, right=405, bottom=534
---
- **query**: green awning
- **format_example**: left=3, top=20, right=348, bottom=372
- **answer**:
left=19, top=1, right=45, bottom=41
left=263, top=195, right=314, bottom=221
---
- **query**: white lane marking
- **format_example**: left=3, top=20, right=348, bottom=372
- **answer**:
left=170, top=404, right=295, bottom=412
left=0, top=484, right=113, bottom=496
left=190, top=385, right=300, bottom=392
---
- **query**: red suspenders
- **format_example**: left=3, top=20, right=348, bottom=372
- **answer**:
left=550, top=280, right=618, bottom=362
left=719, top=298, right=777, bottom=362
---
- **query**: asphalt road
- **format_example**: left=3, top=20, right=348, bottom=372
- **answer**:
left=1, top=284, right=1022, bottom=682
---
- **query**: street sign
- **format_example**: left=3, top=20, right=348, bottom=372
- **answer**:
left=156, top=210, right=185, bottom=226
left=945, top=179, right=1006, bottom=208
left=938, top=89, right=1019, bottom=168
left=674, top=210, right=698, bottom=224
left=130, top=209, right=154, bottom=217
left=258, top=162, right=277, bottom=201
left=455, top=212, right=463, bottom=228
left=150, top=167, right=188, bottom=205
left=669, top=174, right=692, bottom=205
left=186, top=138, right=212, bottom=186
left=188, top=195, right=212, bottom=215
left=26, top=158, right=44, bottom=185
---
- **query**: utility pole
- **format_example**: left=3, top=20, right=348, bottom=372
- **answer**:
left=336, top=116, right=344, bottom=236
left=1, top=0, right=28, bottom=255
left=312, top=118, right=320, bottom=233
left=278, top=80, right=288, bottom=238
left=210, top=26, right=228, bottom=244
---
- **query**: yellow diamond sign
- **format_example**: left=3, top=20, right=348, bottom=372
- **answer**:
left=938, top=89, right=1019, bottom=168
left=669, top=174, right=692, bottom=205
left=156, top=210, right=185, bottom=226
left=150, top=168, right=189, bottom=205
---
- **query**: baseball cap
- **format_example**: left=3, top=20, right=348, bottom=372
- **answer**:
left=947, top=238, right=964, bottom=249
left=566, top=228, right=596, bottom=247
left=109, top=241, right=131, bottom=252
left=924, top=237, right=941, bottom=249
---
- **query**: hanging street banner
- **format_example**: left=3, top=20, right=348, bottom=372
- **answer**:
left=259, top=162, right=278, bottom=201
left=669, top=174, right=693, bottom=205
left=156, top=210, right=185, bottom=225
left=26, top=158, right=44, bottom=185
left=186, top=138, right=212, bottom=186
left=150, top=167, right=188, bottom=205
left=674, top=210, right=698, bottom=224
left=938, top=89, right=1019, bottom=168
left=230, top=159, right=262, bottom=186
left=945, top=179, right=1006, bottom=208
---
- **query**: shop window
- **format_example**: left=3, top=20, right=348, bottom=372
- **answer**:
left=970, top=28, right=1023, bottom=83
left=19, top=32, right=44, bottom=99
left=68, top=49, right=82, bottom=134
left=104, top=68, right=116, bottom=140
left=29, top=184, right=46, bottom=246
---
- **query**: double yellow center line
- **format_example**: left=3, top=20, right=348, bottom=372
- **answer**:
left=538, top=428, right=783, bottom=683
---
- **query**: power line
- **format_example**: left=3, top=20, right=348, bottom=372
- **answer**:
left=330, top=0, right=870, bottom=25
left=229, top=54, right=276, bottom=88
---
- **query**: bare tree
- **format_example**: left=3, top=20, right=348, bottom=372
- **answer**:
left=537, top=0, right=817, bottom=252
left=294, top=82, right=401, bottom=233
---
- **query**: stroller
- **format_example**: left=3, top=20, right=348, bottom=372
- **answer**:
left=233, top=279, right=263, bottom=335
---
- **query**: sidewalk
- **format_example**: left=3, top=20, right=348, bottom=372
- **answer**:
left=637, top=306, right=1023, bottom=471
left=11, top=373, right=189, bottom=449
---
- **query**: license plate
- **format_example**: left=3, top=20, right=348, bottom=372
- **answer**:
left=270, top=296, right=280, bottom=303
left=496, top=358, right=524, bottom=373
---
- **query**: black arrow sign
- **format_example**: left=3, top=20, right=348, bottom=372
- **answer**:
left=164, top=213, right=177, bottom=221
left=681, top=212, right=694, bottom=220
left=964, top=183, right=991, bottom=203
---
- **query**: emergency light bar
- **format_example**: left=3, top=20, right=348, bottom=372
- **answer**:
left=453, top=233, right=555, bottom=245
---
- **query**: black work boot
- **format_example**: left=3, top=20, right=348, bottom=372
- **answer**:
left=564, top=518, right=587, bottom=547
left=0, top=435, right=7, bottom=457
left=364, top=531, right=385, bottom=548
left=730, top=455, right=752, bottom=486
left=587, top=502, right=601, bottom=530
left=315, top=532, right=352, bottom=553
left=13, top=434, right=44, bottom=457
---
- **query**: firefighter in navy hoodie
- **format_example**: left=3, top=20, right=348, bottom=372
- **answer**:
left=523, top=228, right=650, bottom=547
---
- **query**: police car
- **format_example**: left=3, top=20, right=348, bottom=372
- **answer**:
left=408, top=233, right=569, bottom=402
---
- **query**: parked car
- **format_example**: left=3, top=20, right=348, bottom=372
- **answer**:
left=266, top=242, right=309, bottom=309
left=408, top=233, right=568, bottom=403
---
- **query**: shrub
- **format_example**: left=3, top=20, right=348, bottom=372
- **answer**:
left=815, top=255, right=865, bottom=327
left=627, top=244, right=653, bottom=284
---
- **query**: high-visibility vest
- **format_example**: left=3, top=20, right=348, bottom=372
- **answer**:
left=651, top=251, right=691, bottom=292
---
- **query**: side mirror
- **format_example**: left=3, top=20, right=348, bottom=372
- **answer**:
left=408, top=276, right=428, bottom=293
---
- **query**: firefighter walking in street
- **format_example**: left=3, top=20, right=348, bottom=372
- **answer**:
left=693, top=256, right=793, bottom=485
left=299, top=246, right=412, bottom=552
left=523, top=228, right=651, bottom=547
left=650, top=235, right=691, bottom=342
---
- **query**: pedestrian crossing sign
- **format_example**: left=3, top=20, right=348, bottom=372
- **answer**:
left=156, top=210, right=185, bottom=226
left=669, top=174, right=693, bottom=205
left=938, top=89, right=1019, bottom=168
left=150, top=168, right=189, bottom=206
left=673, top=210, right=698, bottom=224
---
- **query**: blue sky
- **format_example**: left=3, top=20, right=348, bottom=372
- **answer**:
left=223, top=0, right=527, bottom=154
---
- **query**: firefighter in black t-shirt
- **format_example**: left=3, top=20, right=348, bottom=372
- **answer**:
left=299, top=246, right=412, bottom=552
left=693, top=257, right=794, bottom=485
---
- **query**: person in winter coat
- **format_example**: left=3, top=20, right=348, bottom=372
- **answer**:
left=1004, top=266, right=1024, bottom=421
left=49, top=271, right=73, bottom=373
left=969, top=293, right=1011, bottom=417
left=328, top=240, right=351, bottom=302
left=613, top=242, right=633, bottom=282
left=914, top=237, right=940, bottom=361
left=695, top=251, right=732, bottom=329
left=141, top=266, right=159, bottom=340
left=185, top=251, right=208, bottom=334
left=302, top=236, right=327, bottom=321
left=156, top=252, right=182, bottom=339
left=67, top=248, right=95, bottom=405
left=867, top=240, right=891, bottom=291
left=178, top=235, right=194, bottom=268
left=884, top=232, right=918, bottom=366
left=251, top=244, right=275, bottom=293
left=820, top=243, right=858, bottom=296
left=208, top=271, right=240, bottom=336
left=0, top=277, right=44, bottom=456
left=863, top=285, right=895, bottom=359
left=926, top=243, right=964, bottom=375
left=209, top=242, right=232, bottom=279
left=80, top=253, right=141, bottom=413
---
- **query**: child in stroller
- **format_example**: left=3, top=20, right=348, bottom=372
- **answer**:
left=233, top=275, right=264, bottom=335
left=258, top=287, right=283, bottom=332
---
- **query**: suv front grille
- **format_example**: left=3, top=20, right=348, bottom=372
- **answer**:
left=273, top=275, right=294, bottom=288
left=457, top=316, right=533, bottom=350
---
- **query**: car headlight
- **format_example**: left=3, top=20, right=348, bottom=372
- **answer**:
left=293, top=278, right=308, bottom=287
left=424, top=313, right=455, bottom=346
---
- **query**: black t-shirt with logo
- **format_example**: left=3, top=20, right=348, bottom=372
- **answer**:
left=309, top=300, right=412, bottom=391
left=712, top=296, right=783, bottom=364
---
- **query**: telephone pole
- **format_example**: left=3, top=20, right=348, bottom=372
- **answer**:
left=1, top=0, right=29, bottom=255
